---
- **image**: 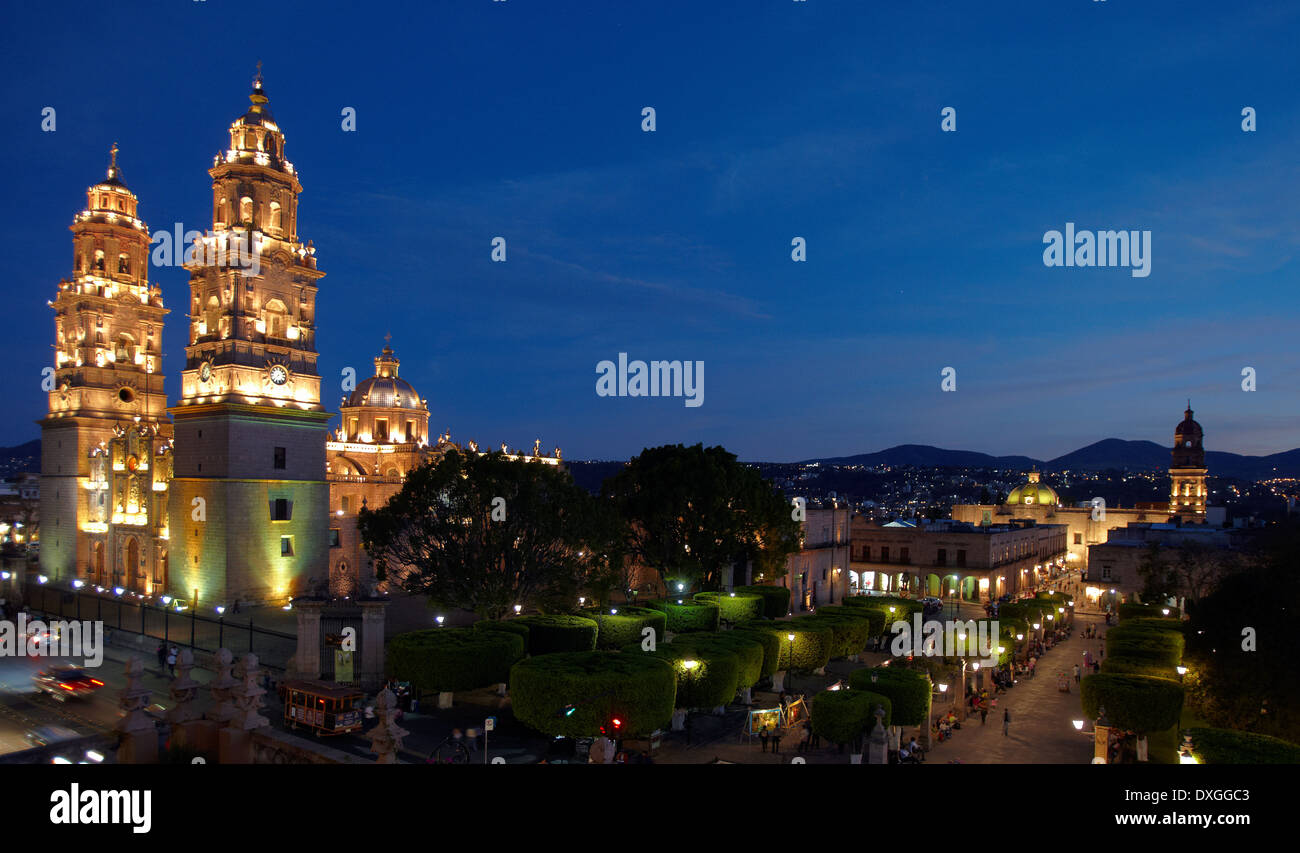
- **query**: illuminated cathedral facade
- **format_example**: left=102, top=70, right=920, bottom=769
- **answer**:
left=39, top=74, right=559, bottom=610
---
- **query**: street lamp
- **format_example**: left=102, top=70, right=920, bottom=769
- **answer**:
left=1072, top=719, right=1085, bottom=731
left=513, top=604, right=521, bottom=615
left=1161, top=608, right=1170, bottom=616
left=787, top=633, right=796, bottom=688
left=435, top=616, right=445, bottom=626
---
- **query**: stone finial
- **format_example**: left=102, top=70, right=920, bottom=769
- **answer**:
left=115, top=655, right=154, bottom=735
left=228, top=653, right=270, bottom=731
left=869, top=705, right=888, bottom=744
left=206, top=648, right=239, bottom=724
left=166, top=648, right=202, bottom=725
left=368, top=688, right=409, bottom=764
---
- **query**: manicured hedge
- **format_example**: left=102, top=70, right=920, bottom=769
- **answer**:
left=811, top=689, right=892, bottom=746
left=795, top=614, right=872, bottom=659
left=513, top=614, right=599, bottom=655
left=735, top=585, right=792, bottom=619
left=1100, top=656, right=1180, bottom=681
left=998, top=602, right=1047, bottom=624
left=847, top=667, right=932, bottom=726
left=646, top=599, right=721, bottom=633
left=668, top=632, right=766, bottom=688
left=749, top=622, right=833, bottom=671
left=1186, top=727, right=1300, bottom=765
left=1124, top=617, right=1185, bottom=633
left=583, top=606, right=667, bottom=650
left=1118, top=602, right=1164, bottom=622
left=694, top=591, right=764, bottom=624
left=730, top=628, right=783, bottom=677
left=637, top=644, right=741, bottom=709
left=844, top=595, right=922, bottom=617
left=818, top=605, right=888, bottom=637
left=510, top=651, right=676, bottom=737
left=388, top=628, right=525, bottom=692
left=473, top=619, right=531, bottom=649
left=1106, top=625, right=1185, bottom=669
left=1081, top=673, right=1184, bottom=734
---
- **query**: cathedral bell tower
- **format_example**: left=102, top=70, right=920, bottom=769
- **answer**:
left=1169, top=402, right=1207, bottom=518
left=168, top=70, right=331, bottom=606
left=40, top=147, right=171, bottom=589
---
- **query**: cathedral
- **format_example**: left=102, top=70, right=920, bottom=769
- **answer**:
left=951, top=403, right=1212, bottom=570
left=38, top=73, right=560, bottom=611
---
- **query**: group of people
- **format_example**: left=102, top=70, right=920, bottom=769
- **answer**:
left=155, top=642, right=179, bottom=677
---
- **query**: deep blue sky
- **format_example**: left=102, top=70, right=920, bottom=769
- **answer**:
left=4, top=1, right=1300, bottom=461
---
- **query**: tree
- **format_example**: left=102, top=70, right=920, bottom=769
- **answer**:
left=602, top=444, right=801, bottom=592
left=358, top=449, right=610, bottom=619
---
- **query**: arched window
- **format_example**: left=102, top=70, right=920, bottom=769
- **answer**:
left=269, top=202, right=282, bottom=233
left=264, top=298, right=288, bottom=338
left=114, top=333, right=134, bottom=363
left=240, top=197, right=253, bottom=224
left=217, top=197, right=230, bottom=226
left=94, top=250, right=105, bottom=271
left=117, top=253, right=130, bottom=274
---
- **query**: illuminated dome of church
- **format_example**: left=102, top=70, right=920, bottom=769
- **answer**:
left=1006, top=470, right=1059, bottom=507
left=347, top=345, right=424, bottom=410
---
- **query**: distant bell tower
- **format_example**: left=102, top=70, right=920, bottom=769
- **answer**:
left=1169, top=402, right=1207, bottom=517
left=168, top=68, right=331, bottom=607
left=40, top=147, right=171, bottom=588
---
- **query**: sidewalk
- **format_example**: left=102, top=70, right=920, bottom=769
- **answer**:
left=925, top=610, right=1101, bottom=764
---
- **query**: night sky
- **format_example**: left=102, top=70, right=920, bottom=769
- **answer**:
left=4, top=1, right=1299, bottom=461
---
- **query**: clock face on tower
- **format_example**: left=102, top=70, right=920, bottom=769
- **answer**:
left=199, top=362, right=211, bottom=383
left=269, top=365, right=288, bottom=386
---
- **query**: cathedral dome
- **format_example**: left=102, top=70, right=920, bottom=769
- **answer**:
left=344, top=345, right=427, bottom=411
left=1006, top=470, right=1058, bottom=507
left=348, top=374, right=423, bottom=410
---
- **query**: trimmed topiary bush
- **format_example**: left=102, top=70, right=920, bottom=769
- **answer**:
left=583, top=606, right=667, bottom=650
left=510, top=651, right=676, bottom=737
left=513, top=614, right=599, bottom=655
left=730, top=628, right=782, bottom=677
left=1118, top=602, right=1163, bottom=622
left=749, top=621, right=833, bottom=672
left=388, top=628, right=525, bottom=693
left=796, top=614, right=873, bottom=659
left=1106, top=625, right=1185, bottom=669
left=694, top=591, right=764, bottom=624
left=811, top=689, right=892, bottom=747
left=668, top=632, right=765, bottom=688
left=473, top=619, right=531, bottom=651
left=1081, top=673, right=1184, bottom=735
left=735, top=585, right=792, bottom=619
left=998, top=602, right=1047, bottom=624
left=1186, top=727, right=1300, bottom=764
left=1100, top=656, right=1180, bottom=681
left=817, top=605, right=888, bottom=637
left=848, top=666, right=932, bottom=726
left=646, top=599, right=721, bottom=633
left=632, top=644, right=741, bottom=709
left=844, top=595, right=922, bottom=618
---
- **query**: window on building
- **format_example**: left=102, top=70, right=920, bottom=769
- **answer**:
left=862, top=546, right=870, bottom=561
left=1101, top=565, right=1112, bottom=580
left=900, top=546, right=909, bottom=564
left=274, top=447, right=286, bottom=470
left=881, top=546, right=890, bottom=563
left=272, top=498, right=291, bottom=521
left=956, top=549, right=967, bottom=568
left=405, top=420, right=414, bottom=442
left=329, top=529, right=341, bottom=548
left=937, top=548, right=946, bottom=566
left=280, top=536, right=294, bottom=557
left=1074, top=533, right=1082, bottom=545
left=341, top=496, right=350, bottom=514
left=350, top=418, right=359, bottom=438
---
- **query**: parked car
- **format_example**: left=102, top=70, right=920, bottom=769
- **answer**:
left=24, top=725, right=81, bottom=748
left=33, top=666, right=104, bottom=701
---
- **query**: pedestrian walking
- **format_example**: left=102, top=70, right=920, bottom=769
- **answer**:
left=1073, top=664, right=1081, bottom=683
left=772, top=729, right=782, bottom=754
left=166, top=644, right=178, bottom=677
left=760, top=725, right=770, bottom=753
left=156, top=642, right=166, bottom=670
left=1002, top=708, right=1011, bottom=737
left=980, top=706, right=988, bottom=725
